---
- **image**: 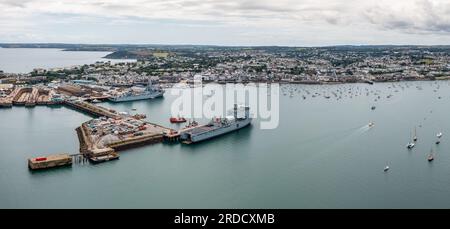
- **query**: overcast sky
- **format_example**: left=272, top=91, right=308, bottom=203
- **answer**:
left=0, top=0, right=449, bottom=46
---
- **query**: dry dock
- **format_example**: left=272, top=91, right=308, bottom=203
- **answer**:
left=36, top=89, right=54, bottom=105
left=0, top=87, right=21, bottom=107
left=0, top=97, right=13, bottom=107
left=25, top=87, right=39, bottom=107
left=28, top=154, right=72, bottom=170
left=13, top=87, right=33, bottom=106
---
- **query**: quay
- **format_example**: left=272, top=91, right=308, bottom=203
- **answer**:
left=75, top=113, right=171, bottom=159
left=23, top=97, right=175, bottom=170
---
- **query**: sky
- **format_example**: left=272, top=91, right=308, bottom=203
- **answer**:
left=0, top=0, right=449, bottom=46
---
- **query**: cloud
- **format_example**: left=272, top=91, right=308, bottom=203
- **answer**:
left=0, top=0, right=448, bottom=44
left=363, top=0, right=450, bottom=34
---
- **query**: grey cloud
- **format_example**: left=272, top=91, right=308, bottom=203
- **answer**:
left=0, top=0, right=31, bottom=8
left=0, top=0, right=449, bottom=45
left=364, top=0, right=450, bottom=34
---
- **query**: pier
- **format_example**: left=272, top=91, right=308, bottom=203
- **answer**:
left=61, top=100, right=175, bottom=167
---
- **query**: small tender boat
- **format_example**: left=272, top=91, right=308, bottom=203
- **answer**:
left=437, top=132, right=443, bottom=138
left=89, top=153, right=120, bottom=164
left=132, top=108, right=137, bottom=111
left=436, top=140, right=440, bottom=144
left=170, top=116, right=187, bottom=123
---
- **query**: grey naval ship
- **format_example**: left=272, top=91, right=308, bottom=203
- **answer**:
left=180, top=105, right=252, bottom=144
left=108, top=80, right=164, bottom=102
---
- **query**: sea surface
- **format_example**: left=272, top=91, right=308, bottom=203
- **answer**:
left=2, top=81, right=450, bottom=208
left=0, top=48, right=135, bottom=73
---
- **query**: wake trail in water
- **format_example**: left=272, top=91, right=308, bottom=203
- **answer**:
left=298, top=124, right=371, bottom=147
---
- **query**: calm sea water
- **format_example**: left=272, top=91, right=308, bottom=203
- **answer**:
left=0, top=48, right=135, bottom=73
left=2, top=80, right=450, bottom=208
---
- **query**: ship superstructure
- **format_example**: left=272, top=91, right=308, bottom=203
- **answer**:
left=108, top=80, right=164, bottom=102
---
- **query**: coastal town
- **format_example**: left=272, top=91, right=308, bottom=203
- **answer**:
left=0, top=45, right=449, bottom=90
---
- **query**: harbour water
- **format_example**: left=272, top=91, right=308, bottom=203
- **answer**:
left=0, top=48, right=135, bottom=73
left=2, top=81, right=450, bottom=208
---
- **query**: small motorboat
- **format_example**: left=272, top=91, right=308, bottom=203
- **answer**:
left=132, top=108, right=137, bottom=111
left=428, top=148, right=434, bottom=162
left=384, top=166, right=390, bottom=172
left=413, top=127, right=417, bottom=142
left=368, top=122, right=374, bottom=128
left=371, top=106, right=376, bottom=110
left=132, top=114, right=146, bottom=119
left=437, top=132, right=443, bottom=138
left=170, top=116, right=187, bottom=123
left=436, top=140, right=440, bottom=144
left=91, top=99, right=101, bottom=103
left=406, top=142, right=415, bottom=149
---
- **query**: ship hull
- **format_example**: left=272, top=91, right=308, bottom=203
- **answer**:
left=182, top=119, right=251, bottom=143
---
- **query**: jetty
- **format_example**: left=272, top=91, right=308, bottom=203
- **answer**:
left=64, top=100, right=120, bottom=119
left=28, top=154, right=72, bottom=170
